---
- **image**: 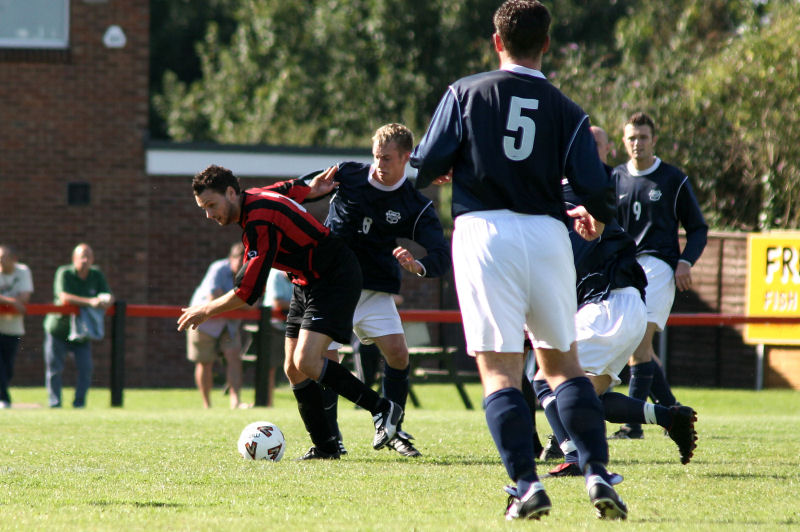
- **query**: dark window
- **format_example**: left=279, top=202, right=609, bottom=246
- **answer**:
left=67, top=182, right=90, bottom=206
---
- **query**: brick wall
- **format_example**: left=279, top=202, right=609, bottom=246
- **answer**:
left=668, top=233, right=760, bottom=388
left=1, top=1, right=150, bottom=390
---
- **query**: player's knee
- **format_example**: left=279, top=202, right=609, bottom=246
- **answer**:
left=383, top=348, right=409, bottom=369
left=294, top=349, right=323, bottom=380
left=283, top=352, right=298, bottom=377
left=630, top=343, right=653, bottom=363
left=284, top=360, right=304, bottom=384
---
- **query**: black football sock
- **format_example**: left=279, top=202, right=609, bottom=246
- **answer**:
left=357, top=342, right=382, bottom=388
left=533, top=379, right=572, bottom=456
left=649, top=361, right=678, bottom=406
left=319, top=359, right=388, bottom=415
left=484, top=387, right=538, bottom=493
left=601, top=391, right=672, bottom=427
left=627, top=361, right=656, bottom=432
left=554, top=376, right=608, bottom=471
left=521, top=376, right=543, bottom=456
left=321, top=384, right=341, bottom=439
left=292, top=379, right=338, bottom=454
left=382, top=364, right=409, bottom=431
left=382, top=364, right=409, bottom=410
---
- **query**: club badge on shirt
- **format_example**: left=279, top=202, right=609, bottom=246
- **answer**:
left=385, top=210, right=401, bottom=224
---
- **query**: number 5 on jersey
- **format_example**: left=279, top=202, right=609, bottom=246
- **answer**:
left=503, top=96, right=538, bottom=161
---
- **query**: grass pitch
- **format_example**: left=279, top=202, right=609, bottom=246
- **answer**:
left=1, top=385, right=798, bottom=530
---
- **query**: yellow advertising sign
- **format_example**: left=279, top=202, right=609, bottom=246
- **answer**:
left=745, top=232, right=800, bottom=344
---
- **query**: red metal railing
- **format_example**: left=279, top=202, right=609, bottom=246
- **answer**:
left=2, top=303, right=798, bottom=406
left=0, top=303, right=272, bottom=320
left=7, top=304, right=800, bottom=326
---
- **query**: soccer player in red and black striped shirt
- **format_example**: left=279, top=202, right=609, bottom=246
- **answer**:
left=177, top=165, right=403, bottom=459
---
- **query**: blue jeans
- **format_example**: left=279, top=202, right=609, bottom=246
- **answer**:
left=44, top=333, right=93, bottom=408
left=0, top=334, right=21, bottom=403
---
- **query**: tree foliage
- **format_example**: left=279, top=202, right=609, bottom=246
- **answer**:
left=549, top=0, right=799, bottom=230
left=151, top=0, right=800, bottom=229
left=151, top=0, right=634, bottom=146
left=679, top=2, right=800, bottom=229
left=149, top=0, right=237, bottom=139
left=153, top=0, right=500, bottom=146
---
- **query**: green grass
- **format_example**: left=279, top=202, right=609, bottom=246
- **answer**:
left=1, top=385, right=799, bottom=530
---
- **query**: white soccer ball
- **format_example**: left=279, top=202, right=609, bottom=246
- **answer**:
left=237, top=421, right=286, bottom=462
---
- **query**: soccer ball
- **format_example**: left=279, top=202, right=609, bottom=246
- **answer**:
left=237, top=421, right=286, bottom=462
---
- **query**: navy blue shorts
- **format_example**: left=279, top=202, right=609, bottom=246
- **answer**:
left=285, top=237, right=362, bottom=345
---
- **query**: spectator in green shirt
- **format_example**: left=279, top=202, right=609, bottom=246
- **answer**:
left=44, top=243, right=114, bottom=408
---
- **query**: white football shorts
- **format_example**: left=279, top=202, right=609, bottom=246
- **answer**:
left=637, top=254, right=676, bottom=330
left=575, top=287, right=647, bottom=388
left=327, top=289, right=404, bottom=350
left=453, top=210, right=577, bottom=354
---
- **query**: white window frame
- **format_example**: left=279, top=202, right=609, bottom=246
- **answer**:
left=0, top=0, right=70, bottom=49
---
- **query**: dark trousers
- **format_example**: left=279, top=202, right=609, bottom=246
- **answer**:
left=0, top=333, right=21, bottom=404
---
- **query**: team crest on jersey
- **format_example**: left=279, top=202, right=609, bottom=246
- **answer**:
left=649, top=188, right=662, bottom=202
left=247, top=250, right=258, bottom=259
left=385, top=210, right=401, bottom=224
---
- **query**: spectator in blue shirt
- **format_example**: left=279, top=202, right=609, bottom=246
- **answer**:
left=186, top=243, right=249, bottom=409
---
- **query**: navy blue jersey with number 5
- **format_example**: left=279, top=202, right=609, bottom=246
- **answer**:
left=410, top=64, right=614, bottom=225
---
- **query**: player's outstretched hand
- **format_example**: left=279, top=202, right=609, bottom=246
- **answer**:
left=432, top=168, right=453, bottom=186
left=177, top=305, right=209, bottom=332
left=306, top=166, right=339, bottom=199
left=393, top=246, right=423, bottom=275
left=674, top=261, right=693, bottom=292
left=567, top=206, right=604, bottom=241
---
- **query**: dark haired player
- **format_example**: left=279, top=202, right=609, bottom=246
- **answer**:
left=611, top=112, right=708, bottom=439
left=306, top=123, right=451, bottom=458
left=411, top=0, right=626, bottom=521
left=177, top=165, right=403, bottom=459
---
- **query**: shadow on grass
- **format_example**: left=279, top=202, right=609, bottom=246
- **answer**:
left=703, top=471, right=798, bottom=481
left=89, top=500, right=184, bottom=508
left=604, top=458, right=689, bottom=466
left=634, top=516, right=788, bottom=526
left=337, top=455, right=499, bottom=466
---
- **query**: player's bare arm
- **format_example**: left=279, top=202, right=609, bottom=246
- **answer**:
left=0, top=291, right=30, bottom=313
left=566, top=206, right=604, bottom=241
left=393, top=246, right=423, bottom=275
left=305, top=165, right=339, bottom=199
left=177, top=289, right=246, bottom=331
left=674, top=261, right=693, bottom=292
left=60, top=291, right=114, bottom=310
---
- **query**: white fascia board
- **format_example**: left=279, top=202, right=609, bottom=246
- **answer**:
left=146, top=147, right=372, bottom=178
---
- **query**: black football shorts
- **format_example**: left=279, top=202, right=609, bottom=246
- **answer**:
left=285, top=236, right=362, bottom=345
